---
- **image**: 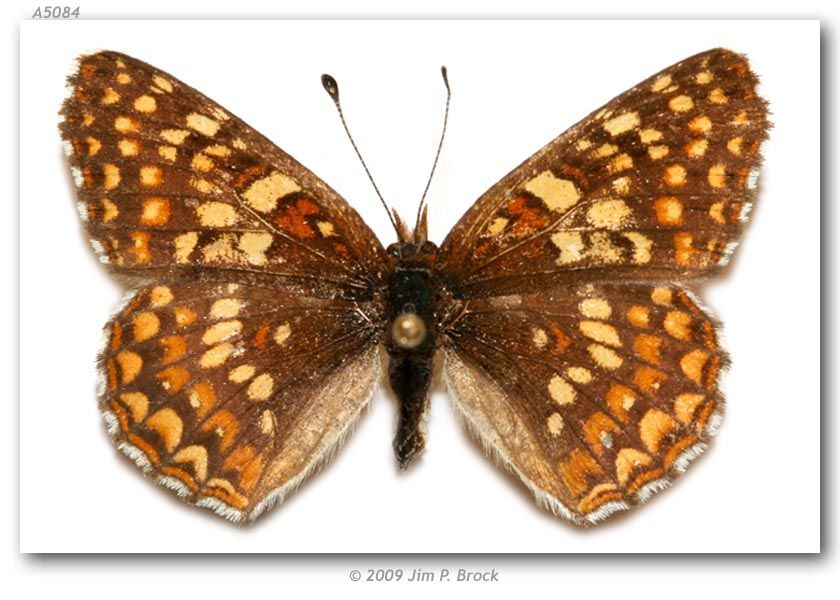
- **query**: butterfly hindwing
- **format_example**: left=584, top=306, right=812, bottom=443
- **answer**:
left=438, top=48, right=768, bottom=297
left=443, top=284, right=724, bottom=524
left=100, top=281, right=381, bottom=521
left=60, top=51, right=386, bottom=297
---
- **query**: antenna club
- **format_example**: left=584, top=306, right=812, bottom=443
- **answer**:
left=440, top=66, right=450, bottom=91
left=321, top=74, right=340, bottom=102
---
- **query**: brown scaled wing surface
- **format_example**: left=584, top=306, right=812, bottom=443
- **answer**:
left=437, top=48, right=767, bottom=524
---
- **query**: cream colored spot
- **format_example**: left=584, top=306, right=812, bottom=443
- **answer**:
left=727, top=136, right=744, bottom=156
left=116, top=350, right=142, bottom=384
left=624, top=232, right=652, bottom=264
left=603, top=112, right=640, bottom=136
left=116, top=72, right=132, bottom=85
left=260, top=410, right=275, bottom=435
left=651, top=75, right=672, bottom=92
left=204, top=144, right=231, bottom=157
left=174, top=232, right=198, bottom=264
left=663, top=164, right=687, bottom=187
left=148, top=74, right=172, bottom=92
left=114, top=116, right=138, bottom=133
left=146, top=408, right=183, bottom=452
left=133, top=311, right=160, bottom=342
left=191, top=178, right=215, bottom=194
left=696, top=71, right=714, bottom=84
left=247, top=373, right=274, bottom=401
left=685, top=139, right=708, bottom=157
left=524, top=171, right=580, bottom=212
left=210, top=298, right=241, bottom=319
left=150, top=285, right=174, bottom=307
left=669, top=95, right=694, bottom=113
left=140, top=197, right=169, bottom=225
left=579, top=298, right=612, bottom=319
left=191, top=154, right=214, bottom=173
left=586, top=199, right=631, bottom=228
left=103, top=163, right=121, bottom=190
left=532, top=327, right=548, bottom=348
left=229, top=364, right=256, bottom=383
left=101, top=87, right=120, bottom=104
left=616, top=448, right=652, bottom=485
left=547, top=413, right=564, bottom=435
left=709, top=202, right=726, bottom=224
left=274, top=323, right=291, bottom=346
left=688, top=115, right=712, bottom=134
left=118, top=139, right=140, bottom=157
left=612, top=177, right=630, bottom=195
left=173, top=445, right=208, bottom=481
left=548, top=375, right=576, bottom=405
left=664, top=310, right=692, bottom=340
left=608, top=153, right=633, bottom=173
left=238, top=232, right=273, bottom=266
left=242, top=172, right=301, bottom=212
left=134, top=95, right=156, bottom=113
left=593, top=143, right=618, bottom=158
left=652, top=287, right=672, bottom=306
left=317, top=221, right=336, bottom=237
left=140, top=166, right=163, bottom=187
left=654, top=196, right=683, bottom=226
left=186, top=113, right=220, bottom=137
left=566, top=366, right=592, bottom=384
left=158, top=145, right=177, bottom=162
left=160, top=129, right=190, bottom=145
left=119, top=392, right=149, bottom=423
left=639, top=128, right=662, bottom=144
left=588, top=231, right=622, bottom=264
left=202, top=320, right=242, bottom=345
left=83, top=113, right=94, bottom=126
left=202, top=234, right=236, bottom=263
left=681, top=349, right=710, bottom=384
left=233, top=138, right=247, bottom=150
left=576, top=139, right=593, bottom=151
left=708, top=164, right=727, bottom=188
left=587, top=343, right=623, bottom=370
left=648, top=145, right=669, bottom=160
left=101, top=198, right=119, bottom=222
left=675, top=393, right=705, bottom=425
left=580, top=321, right=621, bottom=347
left=709, top=87, right=728, bottom=104
left=200, top=343, right=234, bottom=368
left=196, top=201, right=238, bottom=227
left=639, top=409, right=676, bottom=453
left=551, top=231, right=584, bottom=265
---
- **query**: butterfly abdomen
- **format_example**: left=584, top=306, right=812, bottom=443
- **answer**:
left=384, top=242, right=441, bottom=469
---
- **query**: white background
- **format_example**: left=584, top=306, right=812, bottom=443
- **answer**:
left=18, top=19, right=820, bottom=554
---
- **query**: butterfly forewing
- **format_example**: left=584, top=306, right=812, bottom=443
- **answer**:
left=438, top=48, right=768, bottom=296
left=60, top=51, right=386, bottom=298
left=438, top=48, right=767, bottom=524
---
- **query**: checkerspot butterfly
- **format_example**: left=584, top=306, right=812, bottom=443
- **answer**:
left=59, top=48, right=767, bottom=525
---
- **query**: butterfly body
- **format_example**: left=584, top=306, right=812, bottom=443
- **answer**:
left=60, top=48, right=767, bottom=526
left=384, top=239, right=442, bottom=468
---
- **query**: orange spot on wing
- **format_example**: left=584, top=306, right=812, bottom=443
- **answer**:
left=547, top=323, right=572, bottom=354
left=160, top=466, right=200, bottom=492
left=275, top=198, right=318, bottom=239
left=253, top=323, right=270, bottom=349
left=126, top=433, right=161, bottom=466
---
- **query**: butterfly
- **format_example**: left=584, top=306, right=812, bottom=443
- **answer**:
left=59, top=48, right=767, bottom=526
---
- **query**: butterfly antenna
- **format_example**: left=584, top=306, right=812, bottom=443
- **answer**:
left=321, top=73, right=403, bottom=239
left=414, top=66, right=451, bottom=236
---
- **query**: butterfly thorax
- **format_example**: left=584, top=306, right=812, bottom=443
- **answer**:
left=384, top=240, right=441, bottom=469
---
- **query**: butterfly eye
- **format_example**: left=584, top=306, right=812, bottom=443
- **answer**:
left=386, top=244, right=402, bottom=258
